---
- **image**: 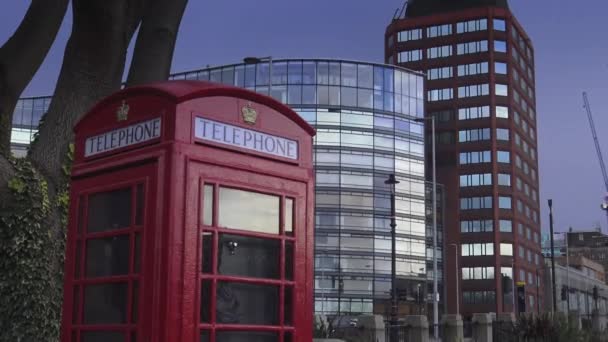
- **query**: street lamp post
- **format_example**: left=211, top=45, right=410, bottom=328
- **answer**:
left=243, top=56, right=273, bottom=92
left=449, top=243, right=459, bottom=316
left=548, top=199, right=557, bottom=312
left=385, top=174, right=400, bottom=342
left=415, top=115, right=438, bottom=339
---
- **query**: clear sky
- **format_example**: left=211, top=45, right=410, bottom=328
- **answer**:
left=2, top=0, right=608, bottom=234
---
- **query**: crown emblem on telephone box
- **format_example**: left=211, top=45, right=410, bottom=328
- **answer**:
left=241, top=102, right=258, bottom=125
left=116, top=101, right=129, bottom=122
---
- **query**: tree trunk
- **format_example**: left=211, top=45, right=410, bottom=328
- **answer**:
left=0, top=0, right=69, bottom=155
left=126, top=0, right=189, bottom=86
left=29, top=0, right=142, bottom=187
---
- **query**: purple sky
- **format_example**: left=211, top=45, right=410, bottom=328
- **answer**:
left=1, top=0, right=607, bottom=234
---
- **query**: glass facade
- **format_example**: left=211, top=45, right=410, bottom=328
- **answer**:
left=10, top=96, right=51, bottom=157
left=12, top=59, right=431, bottom=317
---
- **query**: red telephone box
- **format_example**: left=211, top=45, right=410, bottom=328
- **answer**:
left=61, top=81, right=315, bottom=342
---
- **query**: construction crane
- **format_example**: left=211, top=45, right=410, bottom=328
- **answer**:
left=582, top=92, right=608, bottom=225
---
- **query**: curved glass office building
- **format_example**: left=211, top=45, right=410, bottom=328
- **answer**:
left=12, top=59, right=437, bottom=316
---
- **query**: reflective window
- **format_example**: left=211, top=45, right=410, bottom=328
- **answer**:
left=461, top=243, right=494, bottom=256
left=398, top=29, right=422, bottom=42
left=459, top=150, right=491, bottom=164
left=457, top=19, right=488, bottom=33
left=496, top=128, right=510, bottom=141
left=459, top=128, right=491, bottom=142
left=462, top=267, right=494, bottom=279
left=495, top=84, right=509, bottom=96
left=427, top=24, right=452, bottom=37
left=500, top=243, right=513, bottom=256
left=457, top=40, right=488, bottom=55
left=458, top=62, right=488, bottom=77
left=496, top=106, right=509, bottom=118
left=459, top=106, right=489, bottom=120
left=398, top=50, right=423, bottom=63
left=493, top=18, right=506, bottom=31
left=499, top=220, right=512, bottom=232
left=427, top=88, right=453, bottom=101
left=461, top=220, right=493, bottom=233
left=499, top=196, right=512, bottom=209
left=428, top=66, right=453, bottom=80
left=494, top=40, right=507, bottom=53
left=495, top=62, right=508, bottom=75
left=497, top=151, right=510, bottom=163
left=460, top=196, right=493, bottom=210
left=458, top=84, right=489, bottom=98
left=427, top=45, right=452, bottom=59
left=460, top=173, right=492, bottom=187
left=498, top=173, right=511, bottom=186
left=218, top=187, right=280, bottom=234
left=87, top=188, right=132, bottom=233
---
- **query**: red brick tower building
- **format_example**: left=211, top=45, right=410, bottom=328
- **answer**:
left=386, top=0, right=542, bottom=315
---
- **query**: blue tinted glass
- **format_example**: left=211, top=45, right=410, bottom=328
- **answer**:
left=494, top=40, right=507, bottom=53
left=302, top=62, right=316, bottom=84
left=374, top=66, right=384, bottom=91
left=383, top=92, right=394, bottom=111
left=374, top=90, right=383, bottom=110
left=328, top=63, right=341, bottom=85
left=357, top=88, right=373, bottom=109
left=302, top=85, right=316, bottom=104
left=395, top=120, right=409, bottom=133
left=317, top=62, right=329, bottom=85
left=244, top=65, right=256, bottom=87
left=272, top=62, right=288, bottom=85
left=384, top=69, right=394, bottom=92
left=288, top=61, right=303, bottom=84
left=256, top=63, right=270, bottom=86
left=357, top=64, right=373, bottom=89
left=341, top=63, right=357, bottom=87
left=234, top=66, right=245, bottom=87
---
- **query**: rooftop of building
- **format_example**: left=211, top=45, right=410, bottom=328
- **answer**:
left=404, top=0, right=509, bottom=18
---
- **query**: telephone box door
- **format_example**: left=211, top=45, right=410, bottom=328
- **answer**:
left=65, top=162, right=157, bottom=342
left=186, top=161, right=309, bottom=342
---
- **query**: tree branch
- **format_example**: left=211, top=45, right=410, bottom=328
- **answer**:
left=0, top=0, right=69, bottom=155
left=126, top=0, right=188, bottom=87
left=28, top=0, right=142, bottom=187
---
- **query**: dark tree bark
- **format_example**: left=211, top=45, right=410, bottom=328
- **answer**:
left=0, top=0, right=69, bottom=156
left=0, top=0, right=188, bottom=338
left=126, top=0, right=189, bottom=86
left=29, top=0, right=144, bottom=187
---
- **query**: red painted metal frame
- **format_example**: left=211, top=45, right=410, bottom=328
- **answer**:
left=63, top=81, right=315, bottom=342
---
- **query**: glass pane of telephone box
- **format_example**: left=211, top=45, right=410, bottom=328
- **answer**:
left=216, top=282, right=279, bottom=325
left=87, top=188, right=132, bottom=232
left=81, top=331, right=125, bottom=342
left=217, top=234, right=280, bottom=279
left=85, top=235, right=130, bottom=277
left=218, top=187, right=279, bottom=234
left=83, top=283, right=128, bottom=324
left=216, top=331, right=278, bottom=342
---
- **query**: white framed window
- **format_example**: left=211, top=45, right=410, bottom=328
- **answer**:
left=458, top=106, right=490, bottom=120
left=428, top=88, right=453, bottom=102
left=427, top=67, right=453, bottom=80
left=495, top=84, right=509, bottom=96
left=398, top=29, right=422, bottom=42
left=458, top=62, right=489, bottom=77
left=458, top=84, right=489, bottom=98
left=427, top=45, right=453, bottom=59
left=457, top=40, right=488, bottom=55
left=398, top=50, right=422, bottom=62
left=427, top=24, right=452, bottom=37
left=457, top=19, right=488, bottom=33
left=496, top=106, right=509, bottom=118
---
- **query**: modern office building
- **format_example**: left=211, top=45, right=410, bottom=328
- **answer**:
left=566, top=229, right=608, bottom=280
left=542, top=257, right=608, bottom=316
left=11, top=59, right=442, bottom=317
left=386, top=0, right=543, bottom=315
